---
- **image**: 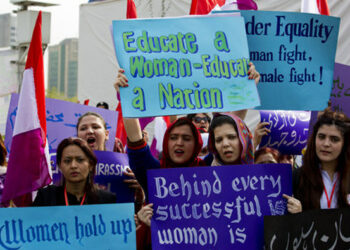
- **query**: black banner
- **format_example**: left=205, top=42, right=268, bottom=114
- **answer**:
left=264, top=208, right=350, bottom=249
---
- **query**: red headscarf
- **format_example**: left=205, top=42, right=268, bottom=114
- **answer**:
left=160, top=117, right=206, bottom=168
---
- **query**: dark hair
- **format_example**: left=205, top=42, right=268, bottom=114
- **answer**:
left=0, top=134, right=7, bottom=166
left=296, top=108, right=350, bottom=210
left=254, top=147, right=280, bottom=164
left=76, top=112, right=107, bottom=132
left=186, top=113, right=211, bottom=124
left=208, top=115, right=240, bottom=159
left=56, top=137, right=98, bottom=199
left=279, top=154, right=294, bottom=166
left=96, top=101, right=109, bottom=109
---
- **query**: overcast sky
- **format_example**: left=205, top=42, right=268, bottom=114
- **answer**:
left=1, top=0, right=86, bottom=45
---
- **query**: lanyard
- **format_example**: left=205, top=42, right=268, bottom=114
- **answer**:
left=64, top=186, right=86, bottom=206
left=323, top=176, right=337, bottom=209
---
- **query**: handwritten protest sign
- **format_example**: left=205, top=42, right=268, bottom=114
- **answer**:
left=50, top=151, right=133, bottom=203
left=112, top=15, right=260, bottom=117
left=264, top=208, right=350, bottom=250
left=0, top=203, right=136, bottom=250
left=330, top=63, right=350, bottom=115
left=147, top=164, right=292, bottom=249
left=259, top=110, right=310, bottom=155
left=214, top=11, right=339, bottom=110
left=5, top=93, right=118, bottom=153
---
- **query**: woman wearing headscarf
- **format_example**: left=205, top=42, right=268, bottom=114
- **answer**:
left=207, top=112, right=254, bottom=166
left=126, top=117, right=206, bottom=196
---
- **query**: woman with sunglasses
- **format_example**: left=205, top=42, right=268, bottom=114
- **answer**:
left=187, top=113, right=211, bottom=132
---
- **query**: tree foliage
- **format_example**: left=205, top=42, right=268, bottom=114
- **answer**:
left=46, top=87, right=78, bottom=103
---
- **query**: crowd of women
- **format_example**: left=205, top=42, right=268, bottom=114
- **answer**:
left=0, top=63, right=349, bottom=249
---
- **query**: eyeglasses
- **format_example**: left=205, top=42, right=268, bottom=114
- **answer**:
left=193, top=117, right=210, bottom=123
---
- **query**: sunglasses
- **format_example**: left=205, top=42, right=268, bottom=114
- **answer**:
left=193, top=117, right=210, bottom=123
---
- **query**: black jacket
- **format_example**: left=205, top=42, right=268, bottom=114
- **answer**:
left=33, top=185, right=116, bottom=206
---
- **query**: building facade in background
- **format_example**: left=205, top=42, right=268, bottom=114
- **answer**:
left=0, top=13, right=16, bottom=48
left=0, top=13, right=18, bottom=135
left=48, top=38, right=78, bottom=98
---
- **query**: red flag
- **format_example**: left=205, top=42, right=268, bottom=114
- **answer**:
left=189, top=0, right=225, bottom=15
left=1, top=11, right=51, bottom=207
left=317, top=0, right=330, bottom=15
left=189, top=0, right=198, bottom=14
left=127, top=0, right=137, bottom=19
left=301, top=0, right=330, bottom=15
left=83, top=99, right=90, bottom=105
left=116, top=96, right=127, bottom=146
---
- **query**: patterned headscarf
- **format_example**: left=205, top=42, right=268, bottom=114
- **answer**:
left=208, top=112, right=254, bottom=165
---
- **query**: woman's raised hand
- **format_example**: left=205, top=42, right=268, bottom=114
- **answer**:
left=123, top=168, right=145, bottom=211
left=114, top=68, right=129, bottom=93
left=253, top=122, right=271, bottom=149
left=248, top=62, right=261, bottom=84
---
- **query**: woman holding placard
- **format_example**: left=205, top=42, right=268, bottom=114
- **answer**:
left=120, top=113, right=206, bottom=196
left=76, top=111, right=145, bottom=211
left=115, top=76, right=206, bottom=250
left=115, top=65, right=260, bottom=249
left=33, top=137, right=116, bottom=206
left=284, top=108, right=350, bottom=213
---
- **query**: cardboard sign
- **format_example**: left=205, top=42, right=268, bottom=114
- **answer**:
left=330, top=62, right=350, bottom=115
left=112, top=15, right=260, bottom=117
left=259, top=110, right=310, bottom=155
left=264, top=208, right=350, bottom=249
left=5, top=93, right=118, bottom=153
left=51, top=151, right=134, bottom=203
left=0, top=203, right=136, bottom=250
left=214, top=11, right=340, bottom=110
left=147, top=164, right=292, bottom=249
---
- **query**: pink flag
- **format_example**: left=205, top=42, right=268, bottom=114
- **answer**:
left=236, top=0, right=257, bottom=10
left=1, top=11, right=52, bottom=206
left=301, top=0, right=330, bottom=15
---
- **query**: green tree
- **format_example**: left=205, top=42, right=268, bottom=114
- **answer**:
left=46, top=87, right=78, bottom=103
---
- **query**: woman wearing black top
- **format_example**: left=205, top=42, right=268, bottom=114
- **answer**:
left=33, top=137, right=116, bottom=206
